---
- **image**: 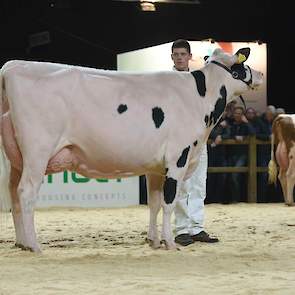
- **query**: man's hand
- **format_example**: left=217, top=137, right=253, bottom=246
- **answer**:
left=215, top=135, right=222, bottom=145
left=235, top=135, right=244, bottom=142
left=241, top=115, right=248, bottom=123
left=220, top=120, right=227, bottom=127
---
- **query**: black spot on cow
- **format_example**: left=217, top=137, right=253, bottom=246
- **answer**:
left=191, top=70, right=206, bottom=97
left=193, top=140, right=198, bottom=146
left=204, top=115, right=209, bottom=126
left=163, top=177, right=177, bottom=204
left=205, top=85, right=227, bottom=127
left=152, top=107, right=165, bottom=128
left=212, top=86, right=227, bottom=124
left=209, top=112, right=214, bottom=125
left=205, top=112, right=214, bottom=127
left=117, top=104, right=128, bottom=114
left=165, top=168, right=169, bottom=175
left=177, top=146, right=190, bottom=168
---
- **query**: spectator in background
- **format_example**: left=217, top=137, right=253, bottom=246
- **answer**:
left=222, top=106, right=255, bottom=203
left=222, top=100, right=237, bottom=125
left=260, top=105, right=276, bottom=138
left=276, top=107, right=285, bottom=117
left=245, top=106, right=270, bottom=141
left=207, top=118, right=230, bottom=203
left=245, top=107, right=271, bottom=202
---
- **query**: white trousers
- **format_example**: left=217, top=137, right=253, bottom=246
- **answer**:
left=174, top=144, right=208, bottom=236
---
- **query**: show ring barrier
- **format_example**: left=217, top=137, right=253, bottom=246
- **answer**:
left=208, top=135, right=270, bottom=203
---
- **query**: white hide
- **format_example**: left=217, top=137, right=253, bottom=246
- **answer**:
left=0, top=48, right=263, bottom=252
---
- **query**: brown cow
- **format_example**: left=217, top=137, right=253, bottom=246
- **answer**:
left=268, top=114, right=295, bottom=206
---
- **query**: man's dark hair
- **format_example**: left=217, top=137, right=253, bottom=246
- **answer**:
left=171, top=39, right=191, bottom=54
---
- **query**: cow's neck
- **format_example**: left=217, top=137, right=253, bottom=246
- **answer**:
left=196, top=65, right=244, bottom=137
left=203, top=63, right=242, bottom=102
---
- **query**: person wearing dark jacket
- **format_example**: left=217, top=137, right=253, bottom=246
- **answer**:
left=245, top=107, right=271, bottom=202
left=222, top=106, right=255, bottom=203
left=207, top=118, right=231, bottom=203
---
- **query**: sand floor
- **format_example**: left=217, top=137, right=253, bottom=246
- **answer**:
left=0, top=203, right=295, bottom=295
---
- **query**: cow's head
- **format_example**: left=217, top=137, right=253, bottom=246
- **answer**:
left=205, top=47, right=263, bottom=95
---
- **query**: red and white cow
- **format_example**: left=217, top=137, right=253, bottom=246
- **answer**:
left=0, top=47, right=263, bottom=252
left=268, top=114, right=295, bottom=206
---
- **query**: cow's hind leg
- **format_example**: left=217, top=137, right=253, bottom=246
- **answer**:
left=16, top=159, right=49, bottom=252
left=286, top=176, right=295, bottom=206
left=9, top=166, right=26, bottom=248
left=146, top=174, right=164, bottom=249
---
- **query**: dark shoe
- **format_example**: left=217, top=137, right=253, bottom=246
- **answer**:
left=175, top=234, right=194, bottom=246
left=191, top=231, right=219, bottom=243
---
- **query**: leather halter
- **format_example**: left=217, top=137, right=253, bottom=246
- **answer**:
left=210, top=60, right=253, bottom=109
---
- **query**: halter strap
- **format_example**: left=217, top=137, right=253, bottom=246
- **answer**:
left=210, top=60, right=252, bottom=110
left=210, top=60, right=253, bottom=87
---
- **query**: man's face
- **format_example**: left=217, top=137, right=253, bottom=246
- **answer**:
left=233, top=108, right=244, bottom=123
left=265, top=110, right=274, bottom=122
left=171, top=48, right=192, bottom=71
left=245, top=108, right=256, bottom=121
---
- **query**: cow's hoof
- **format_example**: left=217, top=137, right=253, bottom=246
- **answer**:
left=160, top=239, right=178, bottom=250
left=15, top=242, right=41, bottom=253
left=15, top=242, right=24, bottom=249
left=146, top=238, right=161, bottom=249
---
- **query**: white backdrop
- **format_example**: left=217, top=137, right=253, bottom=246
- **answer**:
left=117, top=40, right=267, bottom=112
left=36, top=172, right=139, bottom=208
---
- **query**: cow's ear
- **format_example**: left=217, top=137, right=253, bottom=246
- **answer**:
left=204, top=55, right=209, bottom=61
left=235, top=47, right=250, bottom=63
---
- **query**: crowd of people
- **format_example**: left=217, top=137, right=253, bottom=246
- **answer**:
left=206, top=102, right=286, bottom=204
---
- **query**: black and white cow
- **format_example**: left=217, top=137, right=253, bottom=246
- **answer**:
left=0, top=47, right=263, bottom=252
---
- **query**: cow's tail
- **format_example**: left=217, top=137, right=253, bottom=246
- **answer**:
left=268, top=133, right=278, bottom=185
left=0, top=70, right=12, bottom=212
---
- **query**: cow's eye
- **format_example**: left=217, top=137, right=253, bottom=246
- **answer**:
left=232, top=71, right=239, bottom=79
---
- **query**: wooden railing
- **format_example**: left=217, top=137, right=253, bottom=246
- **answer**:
left=207, top=135, right=270, bottom=203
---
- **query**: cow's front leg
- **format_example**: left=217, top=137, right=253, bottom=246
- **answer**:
left=161, top=170, right=186, bottom=250
left=161, top=146, right=191, bottom=249
left=161, top=201, right=178, bottom=250
left=146, top=174, right=164, bottom=249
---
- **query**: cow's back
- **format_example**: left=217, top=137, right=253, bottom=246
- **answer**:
left=273, top=114, right=295, bottom=152
left=1, top=60, right=204, bottom=176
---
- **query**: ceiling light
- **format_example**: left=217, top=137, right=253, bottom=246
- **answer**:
left=140, top=1, right=156, bottom=11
